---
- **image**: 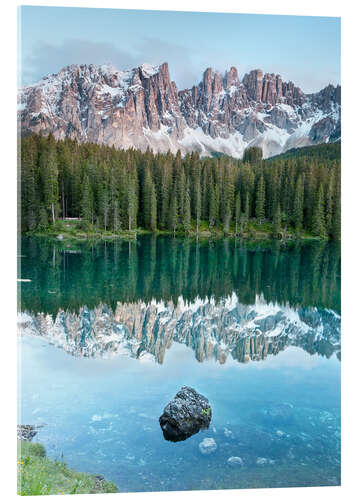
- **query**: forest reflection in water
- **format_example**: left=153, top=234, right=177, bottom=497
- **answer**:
left=18, top=236, right=340, bottom=365
left=18, top=236, right=341, bottom=491
left=19, top=236, right=340, bottom=316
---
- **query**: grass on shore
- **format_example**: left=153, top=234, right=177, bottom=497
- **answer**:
left=17, top=440, right=118, bottom=496
left=24, top=218, right=323, bottom=242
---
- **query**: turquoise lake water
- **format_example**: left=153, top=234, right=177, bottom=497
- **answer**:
left=18, top=236, right=341, bottom=492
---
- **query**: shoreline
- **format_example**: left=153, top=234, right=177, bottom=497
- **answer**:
left=21, top=226, right=328, bottom=242
left=17, top=439, right=118, bottom=495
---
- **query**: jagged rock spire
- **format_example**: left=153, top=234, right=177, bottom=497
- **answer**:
left=18, top=61, right=341, bottom=159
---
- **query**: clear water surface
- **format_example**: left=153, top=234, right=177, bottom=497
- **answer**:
left=18, top=236, right=341, bottom=492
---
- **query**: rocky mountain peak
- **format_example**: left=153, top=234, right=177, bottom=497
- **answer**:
left=139, top=62, right=161, bottom=79
left=224, top=66, right=239, bottom=89
left=18, top=61, right=341, bottom=159
left=213, top=70, right=223, bottom=94
left=242, top=69, right=263, bottom=101
left=202, top=67, right=213, bottom=93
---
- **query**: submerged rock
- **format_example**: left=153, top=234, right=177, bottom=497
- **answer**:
left=17, top=424, right=43, bottom=441
left=94, top=475, right=105, bottom=482
left=224, top=427, right=234, bottom=439
left=199, top=437, right=217, bottom=455
left=159, top=386, right=212, bottom=442
left=227, top=456, right=244, bottom=466
left=256, top=457, right=275, bottom=466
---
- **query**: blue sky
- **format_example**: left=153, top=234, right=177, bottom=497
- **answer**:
left=19, top=6, right=340, bottom=93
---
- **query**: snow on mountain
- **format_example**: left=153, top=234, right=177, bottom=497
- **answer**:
left=18, top=294, right=341, bottom=364
left=18, top=62, right=341, bottom=159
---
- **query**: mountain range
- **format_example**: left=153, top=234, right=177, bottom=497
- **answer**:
left=18, top=295, right=341, bottom=364
left=18, top=62, right=341, bottom=158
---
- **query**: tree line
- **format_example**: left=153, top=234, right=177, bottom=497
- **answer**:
left=20, top=133, right=341, bottom=239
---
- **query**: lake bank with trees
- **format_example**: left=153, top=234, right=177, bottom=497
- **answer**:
left=20, top=135, right=340, bottom=241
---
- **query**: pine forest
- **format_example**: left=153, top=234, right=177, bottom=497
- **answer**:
left=20, top=134, right=341, bottom=240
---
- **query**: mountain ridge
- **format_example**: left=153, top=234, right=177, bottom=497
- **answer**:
left=18, top=295, right=341, bottom=364
left=18, top=61, right=341, bottom=159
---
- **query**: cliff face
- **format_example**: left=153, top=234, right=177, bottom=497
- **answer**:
left=18, top=295, right=341, bottom=364
left=18, top=62, right=341, bottom=158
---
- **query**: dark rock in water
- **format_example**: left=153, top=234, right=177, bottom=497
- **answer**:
left=17, top=424, right=43, bottom=441
left=159, top=386, right=212, bottom=442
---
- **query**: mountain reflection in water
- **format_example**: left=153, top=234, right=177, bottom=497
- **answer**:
left=18, top=236, right=341, bottom=492
left=18, top=294, right=340, bottom=364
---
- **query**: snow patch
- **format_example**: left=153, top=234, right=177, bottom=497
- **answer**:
left=178, top=126, right=247, bottom=159
left=140, top=63, right=160, bottom=78
left=98, top=84, right=124, bottom=98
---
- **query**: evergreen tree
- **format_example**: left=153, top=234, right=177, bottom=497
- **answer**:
left=325, top=171, right=335, bottom=236
left=57, top=140, right=72, bottom=219
left=311, top=185, right=326, bottom=237
left=149, top=182, right=157, bottom=231
left=99, top=187, right=109, bottom=231
left=243, top=146, right=263, bottom=163
left=208, top=185, right=218, bottom=231
left=159, top=163, right=172, bottom=229
left=38, top=204, right=48, bottom=229
left=244, top=191, right=250, bottom=219
left=127, top=170, right=138, bottom=231
left=272, top=203, right=282, bottom=238
left=293, top=175, right=304, bottom=232
left=255, top=174, right=266, bottom=223
left=183, top=185, right=191, bottom=234
left=281, top=164, right=295, bottom=225
left=222, top=164, right=234, bottom=226
left=143, top=167, right=157, bottom=231
left=113, top=200, right=120, bottom=233
left=39, top=134, right=59, bottom=224
left=331, top=167, right=341, bottom=240
left=21, top=152, right=39, bottom=231
left=81, top=174, right=93, bottom=224
left=243, top=192, right=250, bottom=230
left=266, top=166, right=279, bottom=220
left=234, top=192, right=241, bottom=236
left=194, top=177, right=201, bottom=235
left=201, top=163, right=209, bottom=220
left=109, top=165, right=119, bottom=231
left=176, top=164, right=186, bottom=225
left=223, top=198, right=231, bottom=234
left=168, top=193, right=178, bottom=236
left=304, top=164, right=317, bottom=231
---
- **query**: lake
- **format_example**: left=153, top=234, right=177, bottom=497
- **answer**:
left=18, top=236, right=341, bottom=492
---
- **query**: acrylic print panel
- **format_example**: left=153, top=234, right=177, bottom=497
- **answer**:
left=17, top=4, right=341, bottom=496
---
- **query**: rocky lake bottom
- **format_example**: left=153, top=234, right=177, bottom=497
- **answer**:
left=19, top=335, right=340, bottom=492
left=18, top=236, right=340, bottom=492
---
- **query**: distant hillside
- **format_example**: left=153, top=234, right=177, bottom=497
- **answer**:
left=268, top=142, right=341, bottom=162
